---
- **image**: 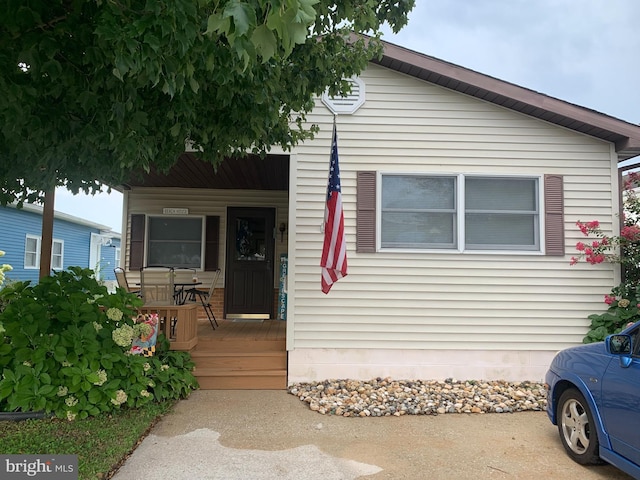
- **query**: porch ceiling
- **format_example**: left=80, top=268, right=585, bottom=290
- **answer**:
left=121, top=153, right=290, bottom=191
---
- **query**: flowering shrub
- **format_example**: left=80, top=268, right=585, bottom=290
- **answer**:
left=0, top=249, right=11, bottom=286
left=571, top=172, right=640, bottom=343
left=0, top=267, right=198, bottom=419
left=0, top=248, right=12, bottom=335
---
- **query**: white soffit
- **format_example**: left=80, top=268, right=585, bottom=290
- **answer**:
left=321, top=76, right=365, bottom=115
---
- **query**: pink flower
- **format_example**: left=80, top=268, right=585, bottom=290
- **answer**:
left=584, top=248, right=593, bottom=255
left=570, top=257, right=578, bottom=265
left=621, top=225, right=640, bottom=241
left=576, top=222, right=588, bottom=235
left=575, top=242, right=586, bottom=251
left=592, top=241, right=600, bottom=248
left=605, top=295, right=616, bottom=305
left=586, top=221, right=600, bottom=230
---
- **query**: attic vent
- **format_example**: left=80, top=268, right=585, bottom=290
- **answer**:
left=321, top=76, right=365, bottom=115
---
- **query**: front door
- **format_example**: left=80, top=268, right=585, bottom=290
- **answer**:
left=224, top=207, right=275, bottom=319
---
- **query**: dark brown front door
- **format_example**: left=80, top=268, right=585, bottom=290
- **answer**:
left=224, top=207, right=275, bottom=319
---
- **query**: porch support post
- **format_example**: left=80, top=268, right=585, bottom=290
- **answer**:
left=39, top=189, right=55, bottom=279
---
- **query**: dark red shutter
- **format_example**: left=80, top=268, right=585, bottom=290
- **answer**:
left=356, top=171, right=377, bottom=253
left=129, top=214, right=145, bottom=270
left=204, top=216, right=220, bottom=271
left=545, top=175, right=565, bottom=256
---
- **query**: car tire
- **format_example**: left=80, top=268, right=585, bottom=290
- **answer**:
left=556, top=388, right=602, bottom=465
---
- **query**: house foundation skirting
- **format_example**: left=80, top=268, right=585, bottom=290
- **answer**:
left=287, top=348, right=558, bottom=384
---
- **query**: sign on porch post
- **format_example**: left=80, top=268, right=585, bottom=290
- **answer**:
left=278, top=254, right=288, bottom=321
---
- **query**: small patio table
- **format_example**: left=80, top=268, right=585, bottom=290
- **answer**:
left=173, top=282, right=202, bottom=305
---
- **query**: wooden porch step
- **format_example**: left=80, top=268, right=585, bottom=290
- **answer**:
left=194, top=368, right=287, bottom=390
left=195, top=338, right=286, bottom=352
left=191, top=351, right=286, bottom=370
left=191, top=350, right=287, bottom=390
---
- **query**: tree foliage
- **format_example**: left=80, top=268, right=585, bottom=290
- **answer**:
left=0, top=0, right=414, bottom=205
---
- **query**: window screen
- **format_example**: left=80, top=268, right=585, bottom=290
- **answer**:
left=465, top=177, right=539, bottom=250
left=147, top=217, right=203, bottom=268
left=381, top=175, right=457, bottom=249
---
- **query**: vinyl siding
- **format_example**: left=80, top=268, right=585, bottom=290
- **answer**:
left=123, top=187, right=289, bottom=286
left=288, top=63, right=619, bottom=355
left=0, top=206, right=118, bottom=284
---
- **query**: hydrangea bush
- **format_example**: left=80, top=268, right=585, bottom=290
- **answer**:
left=571, top=172, right=640, bottom=343
left=0, top=249, right=12, bottom=334
left=0, top=267, right=198, bottom=419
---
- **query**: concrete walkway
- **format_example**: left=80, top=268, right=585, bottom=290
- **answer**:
left=111, top=390, right=632, bottom=480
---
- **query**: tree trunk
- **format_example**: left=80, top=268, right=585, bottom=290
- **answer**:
left=39, top=189, right=55, bottom=279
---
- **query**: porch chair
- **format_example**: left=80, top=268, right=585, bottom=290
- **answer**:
left=114, top=267, right=141, bottom=296
left=139, top=266, right=178, bottom=336
left=139, top=266, right=175, bottom=306
left=186, top=268, right=221, bottom=330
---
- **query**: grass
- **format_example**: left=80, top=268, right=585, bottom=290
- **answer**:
left=0, top=400, right=177, bottom=480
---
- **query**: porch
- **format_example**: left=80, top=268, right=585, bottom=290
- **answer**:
left=136, top=284, right=287, bottom=390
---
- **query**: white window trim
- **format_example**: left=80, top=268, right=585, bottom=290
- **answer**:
left=51, top=239, right=64, bottom=270
left=377, top=172, right=545, bottom=255
left=145, top=215, right=206, bottom=269
left=24, top=234, right=40, bottom=269
left=25, top=235, right=64, bottom=269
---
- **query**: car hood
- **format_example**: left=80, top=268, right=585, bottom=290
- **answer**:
left=549, top=341, right=612, bottom=377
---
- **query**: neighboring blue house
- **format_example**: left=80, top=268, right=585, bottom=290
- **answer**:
left=0, top=203, right=121, bottom=290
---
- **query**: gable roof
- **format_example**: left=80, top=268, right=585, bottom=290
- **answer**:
left=123, top=39, right=640, bottom=192
left=6, top=202, right=119, bottom=236
left=372, top=39, right=640, bottom=163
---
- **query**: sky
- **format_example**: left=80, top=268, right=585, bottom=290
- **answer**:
left=53, top=0, right=640, bottom=232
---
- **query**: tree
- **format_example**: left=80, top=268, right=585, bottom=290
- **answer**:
left=0, top=0, right=414, bottom=205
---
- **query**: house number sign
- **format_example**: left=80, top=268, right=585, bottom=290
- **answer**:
left=162, top=208, right=189, bottom=215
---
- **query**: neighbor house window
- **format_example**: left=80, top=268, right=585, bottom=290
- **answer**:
left=51, top=240, right=63, bottom=270
left=24, top=235, right=39, bottom=268
left=380, top=174, right=540, bottom=252
left=25, top=235, right=64, bottom=269
left=147, top=217, right=203, bottom=269
left=115, top=247, right=121, bottom=266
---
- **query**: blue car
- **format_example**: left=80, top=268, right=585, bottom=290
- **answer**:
left=545, top=323, right=640, bottom=479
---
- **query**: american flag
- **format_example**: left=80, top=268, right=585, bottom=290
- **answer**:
left=321, top=123, right=348, bottom=294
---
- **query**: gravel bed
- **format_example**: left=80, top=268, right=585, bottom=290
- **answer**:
left=288, top=378, right=548, bottom=417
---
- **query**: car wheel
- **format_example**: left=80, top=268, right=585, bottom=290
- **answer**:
left=557, top=388, right=602, bottom=465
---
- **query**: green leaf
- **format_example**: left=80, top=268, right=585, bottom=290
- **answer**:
left=88, top=389, right=102, bottom=404
left=170, top=122, right=182, bottom=137
left=251, top=25, right=277, bottom=61
left=38, top=384, right=55, bottom=396
left=223, top=1, right=256, bottom=37
left=143, top=33, right=161, bottom=52
left=189, top=77, right=199, bottom=94
left=205, top=13, right=230, bottom=35
left=0, top=386, right=13, bottom=401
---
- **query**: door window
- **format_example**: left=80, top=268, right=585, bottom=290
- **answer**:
left=235, top=217, right=266, bottom=261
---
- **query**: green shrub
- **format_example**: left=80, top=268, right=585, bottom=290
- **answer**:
left=0, top=267, right=198, bottom=419
left=584, top=284, right=640, bottom=343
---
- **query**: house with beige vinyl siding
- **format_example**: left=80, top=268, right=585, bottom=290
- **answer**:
left=117, top=40, right=640, bottom=387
